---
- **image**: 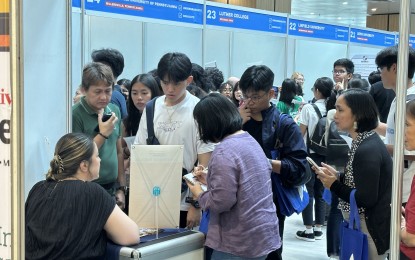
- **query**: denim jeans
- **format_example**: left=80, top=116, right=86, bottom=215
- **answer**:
left=211, top=250, right=267, bottom=260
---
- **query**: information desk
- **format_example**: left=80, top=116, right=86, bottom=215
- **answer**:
left=118, top=229, right=205, bottom=260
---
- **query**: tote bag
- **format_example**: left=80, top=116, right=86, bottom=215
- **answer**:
left=340, top=189, right=369, bottom=260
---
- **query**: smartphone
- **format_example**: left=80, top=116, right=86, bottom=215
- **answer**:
left=94, top=113, right=112, bottom=132
left=102, top=113, right=112, bottom=122
left=306, top=156, right=319, bottom=169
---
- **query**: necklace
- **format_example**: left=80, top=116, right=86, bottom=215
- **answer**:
left=165, top=105, right=178, bottom=123
left=58, top=176, right=85, bottom=182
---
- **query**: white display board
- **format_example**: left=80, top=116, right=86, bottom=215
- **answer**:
left=129, top=145, right=183, bottom=228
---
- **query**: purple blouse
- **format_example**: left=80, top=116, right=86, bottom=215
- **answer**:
left=198, top=132, right=281, bottom=258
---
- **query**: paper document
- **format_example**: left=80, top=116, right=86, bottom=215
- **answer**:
left=129, top=145, right=183, bottom=228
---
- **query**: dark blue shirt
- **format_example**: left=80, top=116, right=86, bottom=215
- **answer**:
left=111, top=85, right=128, bottom=119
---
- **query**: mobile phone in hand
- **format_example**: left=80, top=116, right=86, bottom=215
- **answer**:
left=306, top=156, right=319, bottom=169
left=95, top=113, right=112, bottom=132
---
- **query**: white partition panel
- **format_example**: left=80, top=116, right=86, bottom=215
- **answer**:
left=88, top=16, right=143, bottom=80
left=23, top=0, right=69, bottom=197
left=71, top=12, right=82, bottom=93
left=204, top=28, right=231, bottom=80
left=348, top=45, right=384, bottom=79
left=294, top=39, right=347, bottom=101
left=144, top=23, right=203, bottom=72
left=231, top=32, right=286, bottom=86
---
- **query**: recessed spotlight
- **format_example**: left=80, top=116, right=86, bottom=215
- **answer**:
left=310, top=12, right=315, bottom=15
left=337, top=17, right=342, bottom=20
left=342, top=1, right=348, bottom=5
left=371, top=8, right=377, bottom=12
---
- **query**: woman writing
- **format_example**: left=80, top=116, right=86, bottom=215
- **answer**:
left=186, top=93, right=281, bottom=259
left=314, top=89, right=392, bottom=259
left=26, top=133, right=140, bottom=259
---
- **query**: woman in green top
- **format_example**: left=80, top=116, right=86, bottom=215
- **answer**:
left=277, top=78, right=302, bottom=118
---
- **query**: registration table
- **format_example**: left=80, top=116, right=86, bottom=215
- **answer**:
left=112, top=229, right=205, bottom=260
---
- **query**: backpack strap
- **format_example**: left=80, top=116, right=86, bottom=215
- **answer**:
left=145, top=97, right=159, bottom=145
left=311, top=103, right=323, bottom=119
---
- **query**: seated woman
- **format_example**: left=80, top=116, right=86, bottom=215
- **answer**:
left=401, top=99, right=415, bottom=259
left=314, top=89, right=392, bottom=259
left=25, top=133, right=140, bottom=259
left=187, top=93, right=281, bottom=260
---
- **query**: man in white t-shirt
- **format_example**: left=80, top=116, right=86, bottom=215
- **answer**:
left=134, top=52, right=214, bottom=229
left=376, top=45, right=415, bottom=204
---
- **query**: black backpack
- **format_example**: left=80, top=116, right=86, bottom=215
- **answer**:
left=307, top=104, right=327, bottom=156
left=326, top=120, right=350, bottom=167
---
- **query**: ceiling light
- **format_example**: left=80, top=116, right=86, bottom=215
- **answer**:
left=342, top=2, right=348, bottom=4
left=337, top=17, right=342, bottom=20
left=310, top=12, right=315, bottom=15
left=371, top=8, right=377, bottom=11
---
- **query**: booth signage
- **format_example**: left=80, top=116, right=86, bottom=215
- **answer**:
left=73, top=0, right=81, bottom=8
left=205, top=4, right=287, bottom=34
left=288, top=18, right=348, bottom=41
left=0, top=0, right=11, bottom=258
left=350, top=28, right=395, bottom=47
left=84, top=0, right=203, bottom=25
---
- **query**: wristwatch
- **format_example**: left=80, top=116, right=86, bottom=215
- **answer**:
left=191, top=200, right=200, bottom=209
left=117, top=186, right=128, bottom=195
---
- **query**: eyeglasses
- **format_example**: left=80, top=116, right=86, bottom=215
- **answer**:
left=243, top=91, right=269, bottom=103
left=332, top=70, right=347, bottom=75
left=221, top=87, right=233, bottom=93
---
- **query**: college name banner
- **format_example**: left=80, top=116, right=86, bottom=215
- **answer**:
left=84, top=0, right=203, bottom=25
left=0, top=0, right=11, bottom=259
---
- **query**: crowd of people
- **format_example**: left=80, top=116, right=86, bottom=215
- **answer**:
left=24, top=45, right=415, bottom=260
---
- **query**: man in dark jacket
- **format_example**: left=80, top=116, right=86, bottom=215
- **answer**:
left=239, top=65, right=309, bottom=260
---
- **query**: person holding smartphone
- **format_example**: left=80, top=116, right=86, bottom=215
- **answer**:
left=313, top=89, right=392, bottom=259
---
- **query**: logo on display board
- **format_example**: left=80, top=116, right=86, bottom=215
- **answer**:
left=87, top=0, right=101, bottom=3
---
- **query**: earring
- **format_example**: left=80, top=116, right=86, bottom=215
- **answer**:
left=353, top=121, right=358, bottom=130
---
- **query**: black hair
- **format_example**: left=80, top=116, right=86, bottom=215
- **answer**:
left=333, top=58, right=355, bottom=74
left=205, top=67, right=224, bottom=91
left=91, top=48, right=124, bottom=79
left=295, top=82, right=304, bottom=96
left=239, top=65, right=274, bottom=93
left=231, top=81, right=241, bottom=107
left=279, top=79, right=297, bottom=107
left=187, top=84, right=207, bottom=99
left=191, top=63, right=209, bottom=93
left=124, top=74, right=162, bottom=136
left=368, top=71, right=382, bottom=85
left=148, top=68, right=163, bottom=93
left=341, top=88, right=379, bottom=132
left=375, top=45, right=415, bottom=79
left=313, top=77, right=336, bottom=111
left=193, top=93, right=242, bottom=143
left=348, top=78, right=370, bottom=92
left=117, top=78, right=131, bottom=88
left=157, top=52, right=192, bottom=83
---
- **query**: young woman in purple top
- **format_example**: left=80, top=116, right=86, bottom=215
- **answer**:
left=186, top=93, right=281, bottom=260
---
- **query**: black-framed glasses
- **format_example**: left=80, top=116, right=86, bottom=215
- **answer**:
left=332, top=70, right=347, bottom=75
left=243, top=91, right=269, bottom=103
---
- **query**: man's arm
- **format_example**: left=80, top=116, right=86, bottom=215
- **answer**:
left=375, top=121, right=387, bottom=137
left=115, top=137, right=126, bottom=210
left=386, top=143, right=415, bottom=161
left=197, top=152, right=212, bottom=168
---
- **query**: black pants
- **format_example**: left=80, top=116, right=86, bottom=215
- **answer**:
left=266, top=195, right=284, bottom=260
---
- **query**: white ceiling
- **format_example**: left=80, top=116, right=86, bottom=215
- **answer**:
left=291, top=0, right=414, bottom=28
